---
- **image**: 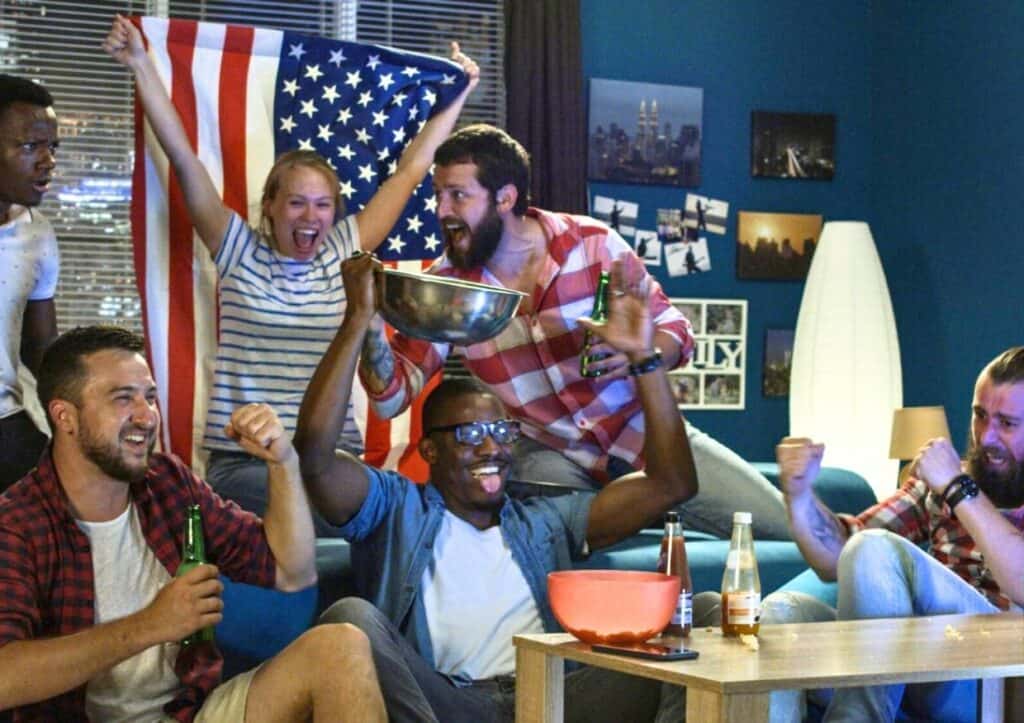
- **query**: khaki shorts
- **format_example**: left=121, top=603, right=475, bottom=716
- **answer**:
left=161, top=667, right=259, bottom=723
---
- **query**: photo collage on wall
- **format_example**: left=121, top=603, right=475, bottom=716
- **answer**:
left=587, top=79, right=839, bottom=409
left=669, top=298, right=747, bottom=410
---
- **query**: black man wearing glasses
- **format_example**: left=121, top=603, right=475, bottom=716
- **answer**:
left=294, top=252, right=701, bottom=723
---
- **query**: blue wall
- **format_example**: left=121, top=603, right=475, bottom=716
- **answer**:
left=581, top=0, right=874, bottom=460
left=871, top=1, right=1024, bottom=448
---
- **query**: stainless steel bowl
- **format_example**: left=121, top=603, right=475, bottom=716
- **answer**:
left=378, top=268, right=527, bottom=345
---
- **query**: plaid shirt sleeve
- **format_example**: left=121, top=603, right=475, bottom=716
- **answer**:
left=0, top=520, right=40, bottom=646
left=838, top=476, right=932, bottom=544
left=187, top=465, right=277, bottom=588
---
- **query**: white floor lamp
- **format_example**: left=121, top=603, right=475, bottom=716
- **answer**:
left=789, top=221, right=902, bottom=500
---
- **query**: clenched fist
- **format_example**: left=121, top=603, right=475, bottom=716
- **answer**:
left=776, top=436, right=825, bottom=499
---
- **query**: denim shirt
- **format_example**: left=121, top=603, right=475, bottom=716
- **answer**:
left=338, top=465, right=595, bottom=675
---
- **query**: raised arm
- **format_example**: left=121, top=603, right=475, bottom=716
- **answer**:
left=0, top=564, right=222, bottom=709
left=355, top=41, right=479, bottom=251
left=776, top=437, right=849, bottom=580
left=914, top=437, right=1024, bottom=606
left=223, top=403, right=316, bottom=591
left=581, top=256, right=698, bottom=550
left=103, top=14, right=231, bottom=256
left=294, top=253, right=380, bottom=526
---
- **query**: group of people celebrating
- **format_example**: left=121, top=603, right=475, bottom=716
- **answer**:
left=0, top=14, right=1021, bottom=723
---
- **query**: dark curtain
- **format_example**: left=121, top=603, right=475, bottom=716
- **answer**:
left=504, top=0, right=587, bottom=214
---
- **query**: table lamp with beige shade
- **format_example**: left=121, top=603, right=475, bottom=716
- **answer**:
left=889, top=406, right=952, bottom=484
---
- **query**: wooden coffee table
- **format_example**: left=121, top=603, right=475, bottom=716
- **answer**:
left=514, top=612, right=1024, bottom=722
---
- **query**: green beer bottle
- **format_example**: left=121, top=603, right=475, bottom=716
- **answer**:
left=580, top=271, right=611, bottom=378
left=177, top=504, right=214, bottom=646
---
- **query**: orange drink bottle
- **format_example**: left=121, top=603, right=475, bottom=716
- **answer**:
left=720, top=511, right=761, bottom=636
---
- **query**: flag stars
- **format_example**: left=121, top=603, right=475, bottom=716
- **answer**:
left=387, top=234, right=406, bottom=253
left=423, top=195, right=437, bottom=213
left=423, top=233, right=441, bottom=252
left=321, top=84, right=340, bottom=103
left=372, top=109, right=388, bottom=127
left=288, top=43, right=306, bottom=60
left=339, top=179, right=355, bottom=199
left=391, top=92, right=408, bottom=107
left=357, top=90, right=374, bottom=108
left=401, top=66, right=419, bottom=77
left=409, top=106, right=419, bottom=121
left=355, top=127, right=372, bottom=144
left=298, top=138, right=315, bottom=151
left=304, top=64, right=324, bottom=82
left=377, top=147, right=391, bottom=161
left=337, top=144, right=355, bottom=161
left=358, top=163, right=377, bottom=182
left=392, top=127, right=407, bottom=144
left=329, top=48, right=347, bottom=67
left=345, top=70, right=362, bottom=88
left=299, top=99, right=318, bottom=118
left=406, top=215, right=424, bottom=233
left=336, top=107, right=353, bottom=124
left=282, top=78, right=300, bottom=96
left=378, top=73, right=395, bottom=91
left=387, top=160, right=398, bottom=176
left=366, top=54, right=382, bottom=70
left=441, top=73, right=456, bottom=85
left=424, top=89, right=437, bottom=106
left=279, top=115, right=297, bottom=133
left=317, top=124, right=334, bottom=142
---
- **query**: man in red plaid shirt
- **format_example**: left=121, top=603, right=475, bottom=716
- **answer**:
left=762, top=346, right=1024, bottom=722
left=358, top=123, right=791, bottom=540
left=0, top=326, right=385, bottom=721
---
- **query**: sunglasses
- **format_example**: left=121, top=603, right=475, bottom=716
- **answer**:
left=427, top=419, right=522, bottom=446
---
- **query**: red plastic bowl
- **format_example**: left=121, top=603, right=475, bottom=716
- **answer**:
left=547, top=570, right=682, bottom=645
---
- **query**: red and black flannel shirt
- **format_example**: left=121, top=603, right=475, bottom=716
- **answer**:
left=839, top=475, right=1024, bottom=610
left=0, top=449, right=276, bottom=722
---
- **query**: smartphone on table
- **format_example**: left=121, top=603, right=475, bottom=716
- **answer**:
left=591, top=641, right=699, bottom=661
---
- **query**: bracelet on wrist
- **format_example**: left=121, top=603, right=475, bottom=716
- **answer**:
left=945, top=475, right=979, bottom=513
left=940, top=473, right=970, bottom=505
left=628, top=348, right=663, bottom=376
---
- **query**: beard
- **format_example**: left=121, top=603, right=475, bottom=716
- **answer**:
left=79, top=424, right=155, bottom=484
left=965, top=436, right=1024, bottom=508
left=444, top=205, right=503, bottom=271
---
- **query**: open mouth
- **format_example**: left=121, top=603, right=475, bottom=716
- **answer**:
left=442, top=218, right=469, bottom=246
left=122, top=431, right=151, bottom=454
left=470, top=462, right=504, bottom=494
left=32, top=178, right=51, bottom=194
left=293, top=228, right=319, bottom=253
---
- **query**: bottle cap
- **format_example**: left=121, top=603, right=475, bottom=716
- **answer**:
left=665, top=511, right=680, bottom=523
left=733, top=511, right=752, bottom=524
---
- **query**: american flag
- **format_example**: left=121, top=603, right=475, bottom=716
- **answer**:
left=131, top=16, right=465, bottom=479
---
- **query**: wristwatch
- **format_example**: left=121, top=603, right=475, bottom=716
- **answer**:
left=628, top=348, right=663, bottom=376
left=945, top=475, right=980, bottom=512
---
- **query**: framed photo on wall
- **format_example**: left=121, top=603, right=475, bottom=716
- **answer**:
left=762, top=328, right=795, bottom=397
left=588, top=78, right=703, bottom=187
left=751, top=110, right=836, bottom=180
left=669, top=298, right=747, bottom=410
left=736, top=210, right=822, bottom=280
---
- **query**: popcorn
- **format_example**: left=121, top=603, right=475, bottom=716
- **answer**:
left=943, top=625, right=963, bottom=641
left=739, top=634, right=760, bottom=651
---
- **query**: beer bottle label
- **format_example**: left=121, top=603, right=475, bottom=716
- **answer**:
left=671, top=590, right=693, bottom=626
left=725, top=591, right=761, bottom=625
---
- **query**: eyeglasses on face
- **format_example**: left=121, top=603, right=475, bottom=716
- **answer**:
left=426, top=419, right=521, bottom=446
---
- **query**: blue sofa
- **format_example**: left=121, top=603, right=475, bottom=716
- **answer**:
left=216, top=464, right=875, bottom=676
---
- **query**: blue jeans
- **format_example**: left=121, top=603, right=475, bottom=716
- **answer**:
left=764, top=531, right=1001, bottom=723
left=320, top=597, right=666, bottom=723
left=509, top=422, right=791, bottom=540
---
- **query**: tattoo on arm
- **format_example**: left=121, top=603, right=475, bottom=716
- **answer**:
left=359, top=326, right=395, bottom=392
left=810, top=502, right=846, bottom=553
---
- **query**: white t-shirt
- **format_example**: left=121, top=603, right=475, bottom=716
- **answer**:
left=421, top=511, right=543, bottom=680
left=0, top=205, right=59, bottom=418
left=76, top=504, right=181, bottom=722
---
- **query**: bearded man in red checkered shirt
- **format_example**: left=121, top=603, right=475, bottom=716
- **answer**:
left=0, top=325, right=385, bottom=722
left=756, top=346, right=1024, bottom=722
left=356, top=123, right=792, bottom=541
